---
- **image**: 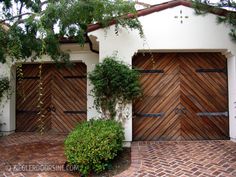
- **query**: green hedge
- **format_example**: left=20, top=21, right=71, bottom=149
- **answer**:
left=64, top=119, right=125, bottom=176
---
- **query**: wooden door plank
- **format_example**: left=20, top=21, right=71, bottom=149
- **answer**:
left=16, top=64, right=52, bottom=132
left=133, top=52, right=229, bottom=141
left=179, top=53, right=229, bottom=140
left=51, top=63, right=87, bottom=133
left=133, top=53, right=181, bottom=140
left=16, top=63, right=87, bottom=133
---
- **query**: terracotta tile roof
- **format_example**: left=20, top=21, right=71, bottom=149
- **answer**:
left=87, top=0, right=233, bottom=32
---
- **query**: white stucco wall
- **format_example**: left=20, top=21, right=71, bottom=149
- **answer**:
left=0, top=44, right=99, bottom=133
left=227, top=53, right=236, bottom=141
left=89, top=5, right=236, bottom=141
left=1, top=5, right=236, bottom=142
left=0, top=63, right=14, bottom=134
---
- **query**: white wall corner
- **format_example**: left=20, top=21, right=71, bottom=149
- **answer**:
left=227, top=53, right=236, bottom=139
left=123, top=141, right=131, bottom=147
left=230, top=137, right=236, bottom=143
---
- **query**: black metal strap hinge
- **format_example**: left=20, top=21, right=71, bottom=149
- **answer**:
left=134, top=112, right=164, bottom=118
left=64, top=111, right=87, bottom=114
left=63, top=76, right=86, bottom=79
left=136, top=69, right=164, bottom=74
left=197, top=112, right=228, bottom=117
left=196, top=68, right=226, bottom=73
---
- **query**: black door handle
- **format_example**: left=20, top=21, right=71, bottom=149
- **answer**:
left=175, top=106, right=187, bottom=115
left=175, top=108, right=181, bottom=114
left=51, top=106, right=56, bottom=112
left=47, top=106, right=56, bottom=112
left=182, top=107, right=187, bottom=114
left=47, top=107, right=51, bottom=112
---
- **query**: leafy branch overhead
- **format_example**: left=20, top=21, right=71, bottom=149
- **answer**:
left=0, top=0, right=143, bottom=63
left=193, top=0, right=236, bottom=42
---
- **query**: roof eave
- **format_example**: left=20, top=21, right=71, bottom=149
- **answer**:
left=87, top=0, right=233, bottom=33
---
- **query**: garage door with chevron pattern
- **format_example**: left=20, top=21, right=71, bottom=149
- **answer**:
left=16, top=63, right=87, bottom=133
left=133, top=53, right=229, bottom=141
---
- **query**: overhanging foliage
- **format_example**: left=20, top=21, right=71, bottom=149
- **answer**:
left=193, top=0, right=236, bottom=42
left=0, top=0, right=143, bottom=64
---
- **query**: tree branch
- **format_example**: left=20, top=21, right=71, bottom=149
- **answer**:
left=0, top=12, right=35, bottom=23
left=0, top=1, right=49, bottom=24
left=18, top=1, right=24, bottom=21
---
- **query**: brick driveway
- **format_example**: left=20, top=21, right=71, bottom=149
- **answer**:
left=0, top=133, right=74, bottom=177
left=118, top=141, right=236, bottom=177
left=1, top=133, right=236, bottom=177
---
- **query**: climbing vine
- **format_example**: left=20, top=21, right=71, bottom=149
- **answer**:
left=89, top=56, right=142, bottom=122
left=37, top=63, right=44, bottom=134
left=16, top=63, right=25, bottom=99
left=0, top=76, right=10, bottom=124
left=0, top=77, right=10, bottom=105
left=35, top=28, right=46, bottom=134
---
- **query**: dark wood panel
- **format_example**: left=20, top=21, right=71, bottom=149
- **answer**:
left=16, top=63, right=87, bottom=133
left=51, top=63, right=87, bottom=133
left=133, top=53, right=181, bottom=141
left=16, top=64, right=52, bottom=132
left=132, top=53, right=229, bottom=141
left=179, top=53, right=229, bottom=140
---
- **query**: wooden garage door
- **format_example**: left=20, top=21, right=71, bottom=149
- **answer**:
left=16, top=63, right=87, bottom=133
left=133, top=53, right=229, bottom=141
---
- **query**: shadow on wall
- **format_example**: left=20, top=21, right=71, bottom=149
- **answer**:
left=235, top=102, right=236, bottom=119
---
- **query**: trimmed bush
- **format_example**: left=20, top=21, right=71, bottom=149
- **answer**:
left=64, top=119, right=125, bottom=176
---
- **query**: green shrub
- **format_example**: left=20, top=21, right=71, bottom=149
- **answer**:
left=64, top=119, right=125, bottom=176
left=89, top=56, right=141, bottom=120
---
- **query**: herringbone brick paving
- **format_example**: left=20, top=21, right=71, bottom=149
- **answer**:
left=0, top=133, right=72, bottom=177
left=117, top=141, right=236, bottom=177
left=1, top=133, right=236, bottom=177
